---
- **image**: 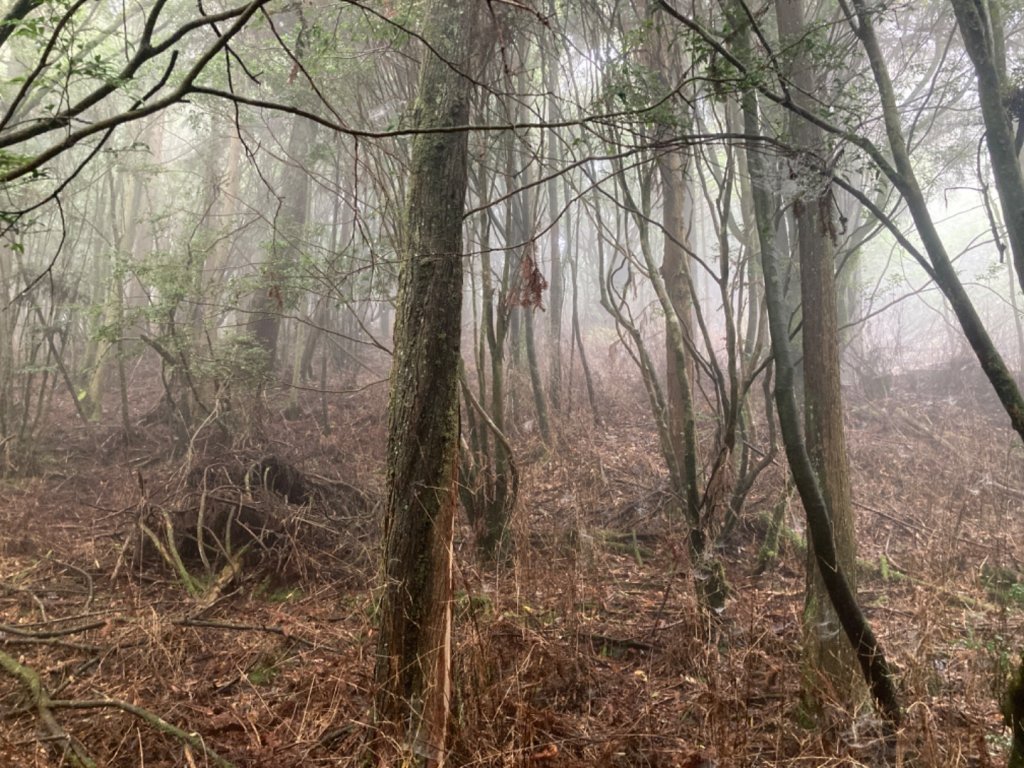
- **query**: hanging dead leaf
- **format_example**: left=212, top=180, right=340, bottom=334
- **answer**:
left=511, top=240, right=548, bottom=310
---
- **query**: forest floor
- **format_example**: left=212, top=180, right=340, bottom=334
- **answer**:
left=1, top=368, right=1023, bottom=767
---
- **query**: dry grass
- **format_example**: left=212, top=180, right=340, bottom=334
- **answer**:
left=0, top=375, right=1021, bottom=766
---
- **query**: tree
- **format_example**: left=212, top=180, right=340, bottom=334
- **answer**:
left=950, top=0, right=1024, bottom=294
left=774, top=0, right=864, bottom=710
left=719, top=0, right=902, bottom=724
left=372, top=2, right=483, bottom=764
left=250, top=14, right=317, bottom=370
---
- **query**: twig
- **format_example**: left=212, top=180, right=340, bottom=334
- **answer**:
left=985, top=479, right=1024, bottom=501
left=47, top=557, right=95, bottom=610
left=0, top=637, right=99, bottom=652
left=851, top=500, right=922, bottom=534
left=853, top=499, right=1001, bottom=551
left=0, top=580, right=49, bottom=621
left=173, top=616, right=345, bottom=654
left=5, top=610, right=113, bottom=628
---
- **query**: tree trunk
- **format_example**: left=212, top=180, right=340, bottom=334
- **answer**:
left=569, top=204, right=600, bottom=425
left=730, top=0, right=901, bottom=725
left=543, top=11, right=564, bottom=412
left=1005, top=653, right=1024, bottom=768
left=251, top=110, right=315, bottom=370
left=846, top=0, right=1024, bottom=439
left=373, top=2, right=479, bottom=765
left=523, top=291, right=552, bottom=444
left=775, top=0, right=864, bottom=710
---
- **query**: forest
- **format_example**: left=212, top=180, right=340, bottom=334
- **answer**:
left=1, top=0, right=1024, bottom=766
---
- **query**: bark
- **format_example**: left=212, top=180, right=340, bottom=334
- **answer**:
left=659, top=149, right=700, bottom=505
left=1006, top=653, right=1024, bottom=768
left=775, top=0, right=863, bottom=708
left=373, top=2, right=479, bottom=765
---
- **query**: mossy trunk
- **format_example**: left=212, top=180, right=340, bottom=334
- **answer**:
left=373, top=3, right=480, bottom=765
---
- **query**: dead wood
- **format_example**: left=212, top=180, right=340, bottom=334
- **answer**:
left=0, top=648, right=96, bottom=767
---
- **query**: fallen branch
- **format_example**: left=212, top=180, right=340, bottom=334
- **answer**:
left=48, top=557, right=95, bottom=610
left=0, top=580, right=49, bottom=620
left=0, top=620, right=106, bottom=639
left=50, top=698, right=234, bottom=768
left=578, top=630, right=657, bottom=653
left=173, top=616, right=345, bottom=653
left=138, top=519, right=201, bottom=596
left=0, top=648, right=96, bottom=768
left=0, top=646, right=234, bottom=768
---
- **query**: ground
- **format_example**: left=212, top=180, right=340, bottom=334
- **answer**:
left=0, top=370, right=1022, bottom=767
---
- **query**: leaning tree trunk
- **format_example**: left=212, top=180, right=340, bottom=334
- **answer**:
left=950, top=0, right=1024, bottom=295
left=373, top=2, right=479, bottom=766
left=847, top=0, right=1024, bottom=440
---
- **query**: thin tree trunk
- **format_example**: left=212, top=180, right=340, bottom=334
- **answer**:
left=544, top=10, right=564, bottom=412
left=523, top=294, right=552, bottom=444
left=251, top=111, right=315, bottom=369
left=848, top=0, right=1024, bottom=441
left=569, top=206, right=600, bottom=425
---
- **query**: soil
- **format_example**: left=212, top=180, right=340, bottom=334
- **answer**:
left=1, top=373, right=1022, bottom=767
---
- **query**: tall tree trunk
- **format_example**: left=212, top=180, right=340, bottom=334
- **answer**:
left=729, top=0, right=901, bottom=725
left=543, top=8, right=564, bottom=412
left=373, top=2, right=480, bottom=764
left=569, top=204, right=600, bottom=425
left=658, top=149, right=701, bottom=527
left=251, top=111, right=315, bottom=370
left=775, top=0, right=864, bottom=710
left=847, top=0, right=1024, bottom=439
